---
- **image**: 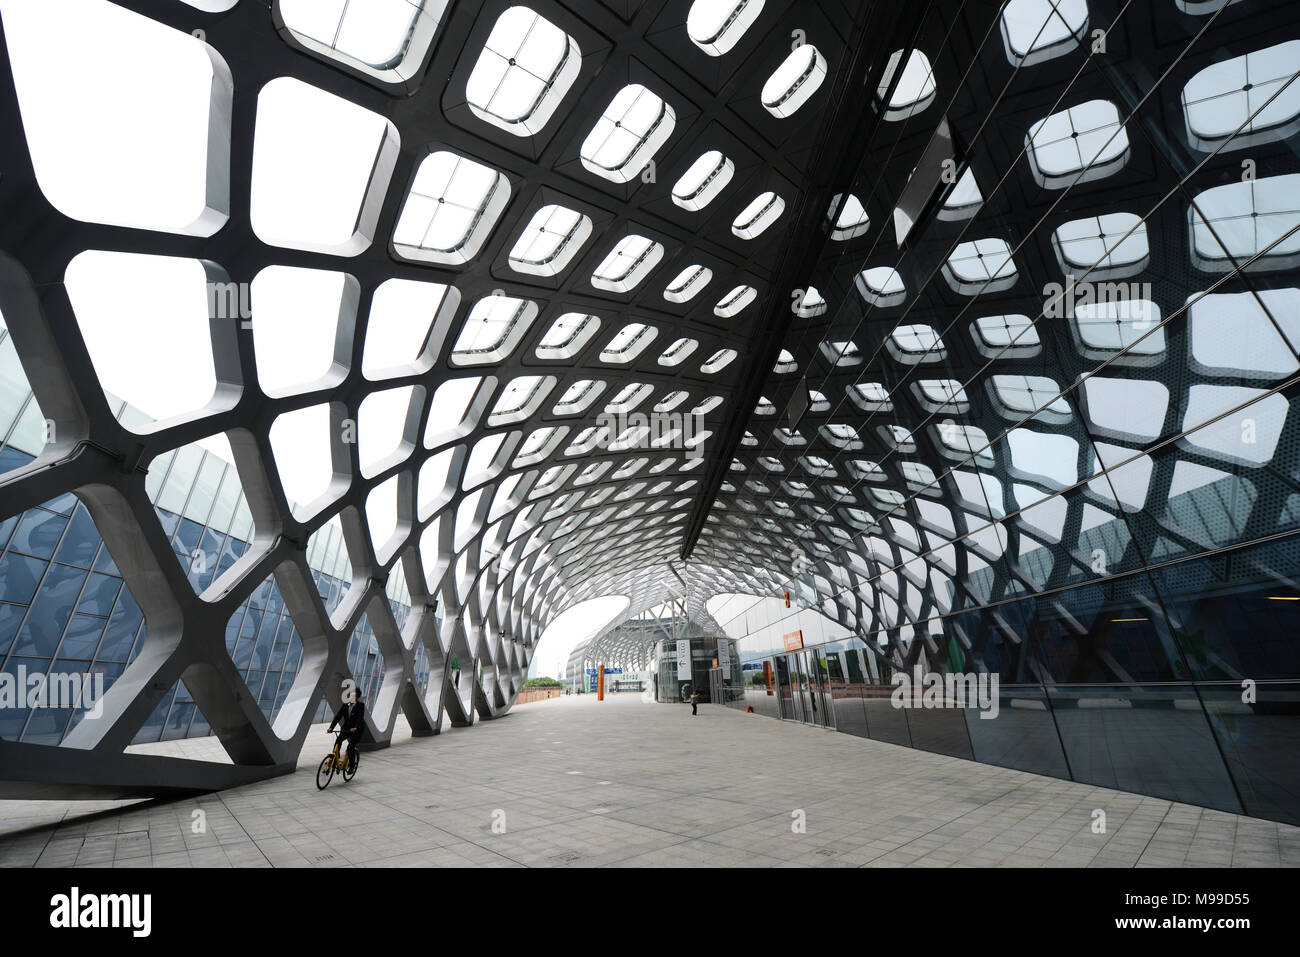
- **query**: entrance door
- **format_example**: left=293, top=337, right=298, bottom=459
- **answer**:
left=789, top=652, right=812, bottom=722
left=774, top=655, right=795, bottom=719
left=806, top=650, right=835, bottom=729
left=823, top=649, right=867, bottom=736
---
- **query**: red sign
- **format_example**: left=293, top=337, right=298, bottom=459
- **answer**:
left=783, top=630, right=804, bottom=651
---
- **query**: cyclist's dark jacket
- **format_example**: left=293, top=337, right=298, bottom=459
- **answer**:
left=329, top=700, right=365, bottom=732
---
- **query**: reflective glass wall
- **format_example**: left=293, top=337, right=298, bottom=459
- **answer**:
left=0, top=341, right=422, bottom=745
left=651, top=634, right=740, bottom=703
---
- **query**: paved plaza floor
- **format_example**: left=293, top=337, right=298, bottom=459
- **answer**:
left=1, top=694, right=1297, bottom=867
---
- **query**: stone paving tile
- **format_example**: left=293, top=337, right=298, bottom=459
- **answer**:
left=1, top=695, right=1298, bottom=867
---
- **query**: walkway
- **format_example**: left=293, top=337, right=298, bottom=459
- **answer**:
left=1, top=694, right=1297, bottom=867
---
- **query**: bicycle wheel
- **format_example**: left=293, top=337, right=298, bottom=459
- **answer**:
left=342, top=748, right=359, bottom=782
left=316, top=753, right=335, bottom=790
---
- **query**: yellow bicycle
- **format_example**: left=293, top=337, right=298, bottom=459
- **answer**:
left=316, top=730, right=359, bottom=789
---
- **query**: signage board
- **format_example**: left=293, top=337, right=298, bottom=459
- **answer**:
left=675, top=639, right=691, bottom=677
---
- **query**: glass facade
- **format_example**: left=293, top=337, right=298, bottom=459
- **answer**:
left=716, top=601, right=1300, bottom=825
left=650, top=632, right=741, bottom=703
left=0, top=321, right=419, bottom=745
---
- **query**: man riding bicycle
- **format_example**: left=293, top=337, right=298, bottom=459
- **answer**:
left=327, top=687, right=365, bottom=772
